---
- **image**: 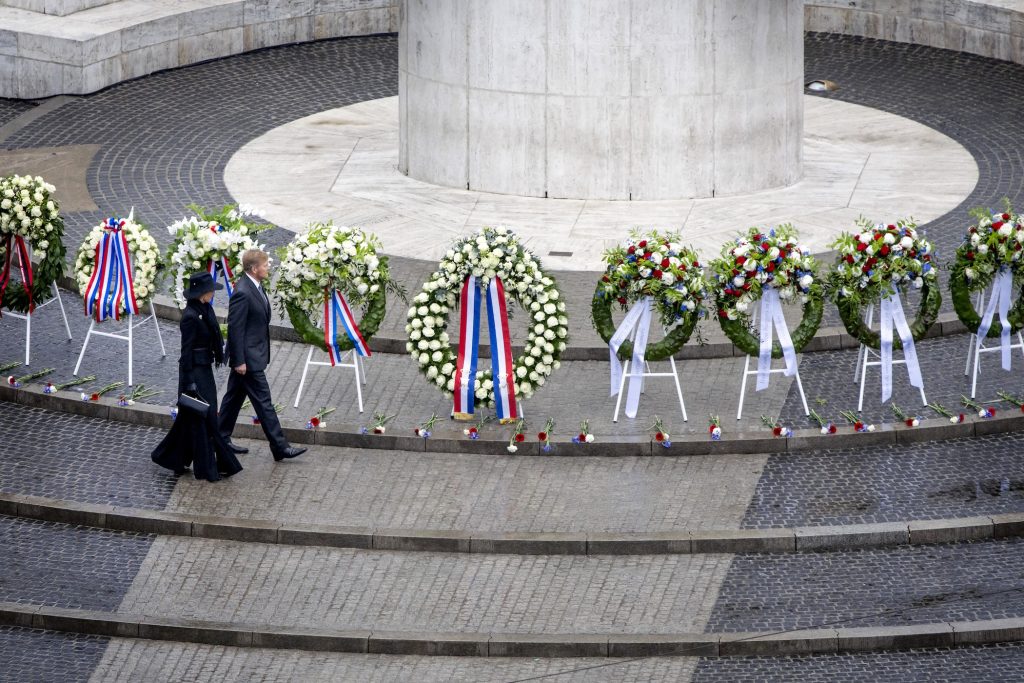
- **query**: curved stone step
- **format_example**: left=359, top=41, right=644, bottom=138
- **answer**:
left=4, top=492, right=1020, bottom=556
left=2, top=602, right=1021, bottom=658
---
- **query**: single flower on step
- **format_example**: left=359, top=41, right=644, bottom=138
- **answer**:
left=463, top=414, right=493, bottom=440
left=961, top=395, right=995, bottom=418
left=10, top=367, right=55, bottom=389
left=415, top=413, right=440, bottom=439
left=840, top=409, right=874, bottom=432
left=538, top=417, right=555, bottom=452
left=708, top=414, right=722, bottom=441
left=506, top=417, right=526, bottom=453
left=928, top=402, right=964, bottom=423
left=83, top=381, right=123, bottom=402
left=572, top=419, right=594, bottom=444
left=890, top=403, right=919, bottom=427
left=306, top=405, right=335, bottom=429
left=367, top=411, right=395, bottom=434
left=996, top=390, right=1024, bottom=413
left=760, top=414, right=792, bottom=438
left=651, top=415, right=673, bottom=447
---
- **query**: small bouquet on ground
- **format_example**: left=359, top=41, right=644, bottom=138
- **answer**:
left=241, top=399, right=284, bottom=425
left=760, top=415, right=793, bottom=438
left=82, top=381, right=124, bottom=402
left=44, top=375, right=95, bottom=395
left=0, top=361, right=21, bottom=375
left=306, top=406, right=335, bottom=429
left=651, top=415, right=672, bottom=447
left=538, top=417, right=555, bottom=452
left=891, top=403, right=920, bottom=427
left=117, top=384, right=161, bottom=406
left=8, top=367, right=54, bottom=388
left=708, top=414, right=722, bottom=441
left=572, top=419, right=595, bottom=444
left=506, top=418, right=526, bottom=453
left=928, top=402, right=965, bottom=423
left=809, top=409, right=837, bottom=434
left=996, top=391, right=1024, bottom=413
left=840, top=409, right=875, bottom=432
left=962, top=395, right=996, bottom=419
left=363, top=411, right=395, bottom=434
left=414, top=413, right=440, bottom=439
left=463, top=414, right=494, bottom=440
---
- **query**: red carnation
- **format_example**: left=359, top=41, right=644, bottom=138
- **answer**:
left=638, top=240, right=647, bottom=248
left=905, top=419, right=914, bottom=427
left=469, top=427, right=478, bottom=435
left=772, top=426, right=782, bottom=436
left=413, top=426, right=419, bottom=435
left=742, top=283, right=751, bottom=291
left=966, top=251, right=975, bottom=261
left=829, top=424, right=837, bottom=434
left=661, top=258, right=670, bottom=269
left=767, top=262, right=776, bottom=272
left=879, top=245, right=890, bottom=256
left=845, top=254, right=854, bottom=264
left=969, top=226, right=977, bottom=234
left=617, top=296, right=627, bottom=305
left=990, top=408, right=997, bottom=416
left=854, top=421, right=864, bottom=431
left=655, top=432, right=664, bottom=442
left=1019, top=406, right=1024, bottom=413
left=537, top=431, right=547, bottom=441
left=993, top=221, right=1004, bottom=230
left=90, top=393, right=100, bottom=401
left=1003, top=213, right=1011, bottom=220
left=627, top=245, right=636, bottom=254
left=862, top=265, right=871, bottom=274
left=753, top=234, right=763, bottom=241
left=692, top=260, right=699, bottom=267
left=856, top=242, right=867, bottom=252
left=578, top=433, right=586, bottom=441
left=601, top=275, right=610, bottom=282
left=652, top=269, right=663, bottom=279
left=515, top=433, right=525, bottom=442
left=760, top=241, right=770, bottom=251
left=736, top=256, right=746, bottom=265
left=718, top=309, right=728, bottom=318
left=680, top=264, right=687, bottom=272
left=708, top=425, right=715, bottom=433
left=887, top=224, right=896, bottom=230
left=311, top=416, right=320, bottom=427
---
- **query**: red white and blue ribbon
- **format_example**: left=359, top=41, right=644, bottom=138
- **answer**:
left=485, top=277, right=519, bottom=420
left=82, top=218, right=140, bottom=322
left=453, top=276, right=519, bottom=419
left=324, top=288, right=371, bottom=365
left=206, top=256, right=234, bottom=304
left=453, top=275, right=481, bottom=416
left=0, top=234, right=34, bottom=316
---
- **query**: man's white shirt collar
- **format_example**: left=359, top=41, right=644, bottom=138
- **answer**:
left=246, top=272, right=262, bottom=290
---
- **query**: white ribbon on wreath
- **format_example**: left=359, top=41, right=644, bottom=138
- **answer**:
left=757, top=286, right=798, bottom=391
left=609, top=296, right=652, bottom=419
left=879, top=291, right=924, bottom=402
left=976, top=269, right=1014, bottom=371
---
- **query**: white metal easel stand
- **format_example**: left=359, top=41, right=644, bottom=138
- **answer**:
left=3, top=282, right=73, bottom=365
left=293, top=346, right=367, bottom=413
left=962, top=288, right=1024, bottom=398
left=73, top=301, right=166, bottom=386
left=735, top=307, right=809, bottom=421
left=852, top=303, right=927, bottom=411
left=611, top=325, right=687, bottom=423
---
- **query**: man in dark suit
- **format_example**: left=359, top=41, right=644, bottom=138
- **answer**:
left=218, top=248, right=306, bottom=461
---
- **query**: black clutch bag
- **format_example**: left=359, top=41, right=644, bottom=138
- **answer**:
left=177, top=392, right=210, bottom=416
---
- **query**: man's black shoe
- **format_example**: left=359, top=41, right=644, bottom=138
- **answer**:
left=273, top=446, right=306, bottom=461
left=225, top=441, right=249, bottom=454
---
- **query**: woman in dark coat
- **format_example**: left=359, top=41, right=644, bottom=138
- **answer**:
left=152, top=272, right=243, bottom=481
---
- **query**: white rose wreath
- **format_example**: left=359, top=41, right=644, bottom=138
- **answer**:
left=406, top=226, right=569, bottom=406
left=75, top=216, right=161, bottom=318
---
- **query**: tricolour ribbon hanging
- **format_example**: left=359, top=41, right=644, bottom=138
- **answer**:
left=485, top=276, right=519, bottom=421
left=756, top=286, right=798, bottom=391
left=323, top=288, right=371, bottom=364
left=0, top=234, right=34, bottom=317
left=976, top=269, right=1014, bottom=371
left=206, top=256, right=234, bottom=304
left=82, top=219, right=140, bottom=322
left=608, top=296, right=653, bottom=419
left=879, top=290, right=924, bottom=402
left=453, top=275, right=519, bottom=420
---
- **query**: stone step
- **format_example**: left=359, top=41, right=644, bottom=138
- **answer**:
left=4, top=492, right=1019, bottom=556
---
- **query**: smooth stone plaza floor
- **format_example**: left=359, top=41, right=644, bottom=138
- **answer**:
left=225, top=96, right=978, bottom=268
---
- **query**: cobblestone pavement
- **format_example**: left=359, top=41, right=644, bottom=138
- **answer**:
left=119, top=536, right=730, bottom=635
left=0, top=403, right=176, bottom=509
left=692, top=642, right=1024, bottom=683
left=706, top=537, right=1024, bottom=633
left=0, top=516, right=153, bottom=611
left=89, top=638, right=698, bottom=682
left=0, top=98, right=33, bottom=129
left=742, top=431, right=1024, bottom=528
left=0, top=626, right=109, bottom=683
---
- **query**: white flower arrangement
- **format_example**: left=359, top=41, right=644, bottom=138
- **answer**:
left=166, top=205, right=263, bottom=307
left=0, top=174, right=61, bottom=250
left=406, top=226, right=568, bottom=406
left=75, top=216, right=161, bottom=309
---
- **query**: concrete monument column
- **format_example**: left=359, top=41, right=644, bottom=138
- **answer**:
left=399, top=0, right=803, bottom=200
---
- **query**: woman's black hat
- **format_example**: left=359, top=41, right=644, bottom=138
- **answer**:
left=184, top=272, right=224, bottom=300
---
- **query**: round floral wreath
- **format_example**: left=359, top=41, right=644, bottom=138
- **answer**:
left=949, top=205, right=1024, bottom=337
left=75, top=216, right=162, bottom=312
left=710, top=224, right=823, bottom=357
left=591, top=229, right=710, bottom=362
left=277, top=222, right=396, bottom=352
left=166, top=205, right=262, bottom=307
left=0, top=175, right=66, bottom=313
left=406, top=226, right=568, bottom=406
left=829, top=217, right=941, bottom=350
